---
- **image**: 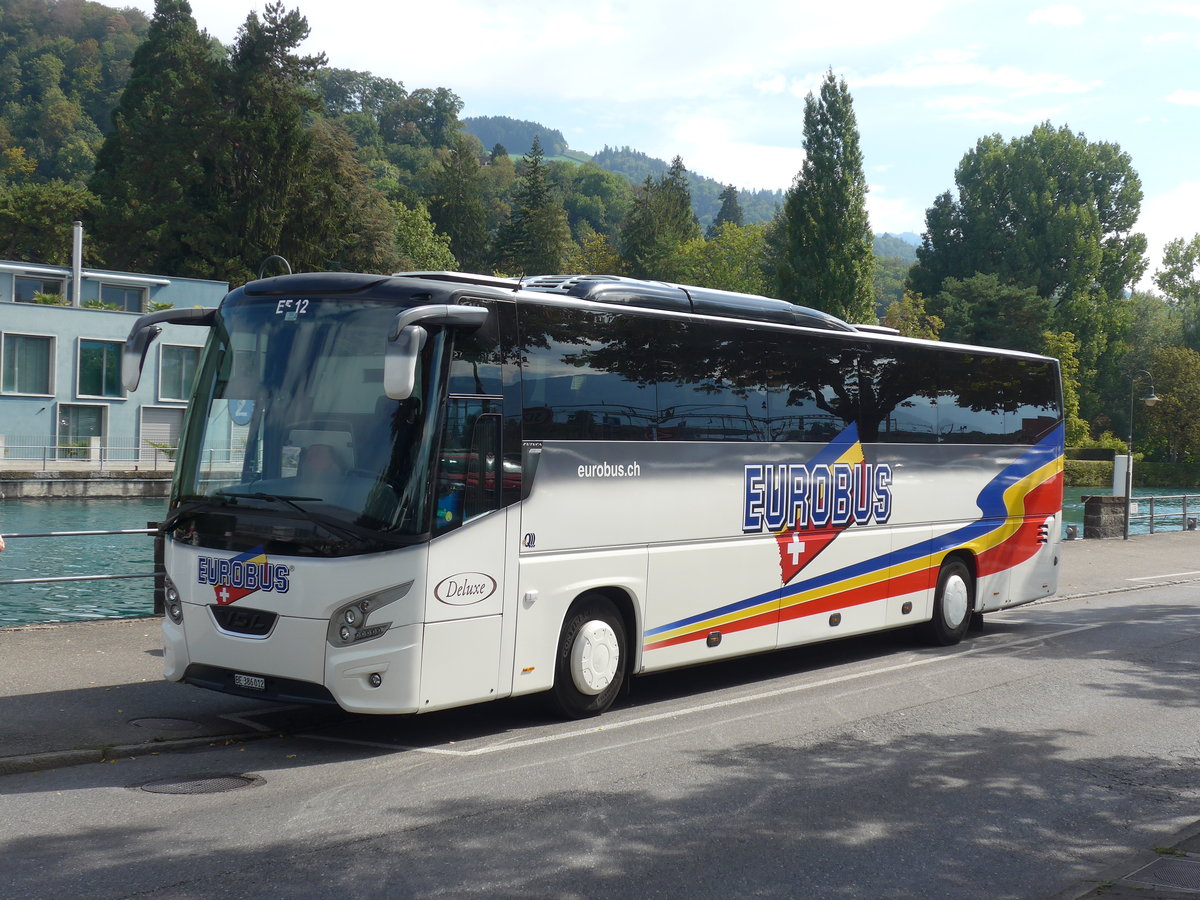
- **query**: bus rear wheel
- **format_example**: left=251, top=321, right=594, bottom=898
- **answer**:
left=550, top=595, right=627, bottom=719
left=922, top=557, right=973, bottom=646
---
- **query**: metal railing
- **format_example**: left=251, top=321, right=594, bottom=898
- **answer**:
left=0, top=436, right=177, bottom=471
left=1128, top=494, right=1200, bottom=534
left=0, top=526, right=164, bottom=614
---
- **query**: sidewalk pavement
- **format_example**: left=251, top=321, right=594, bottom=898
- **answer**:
left=2, top=531, right=1199, bottom=896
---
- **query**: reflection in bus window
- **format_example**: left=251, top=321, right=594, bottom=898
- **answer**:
left=866, top=344, right=939, bottom=443
left=766, top=335, right=859, bottom=442
left=657, top=322, right=768, bottom=441
left=520, top=306, right=658, bottom=441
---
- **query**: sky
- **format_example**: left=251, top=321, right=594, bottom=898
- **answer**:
left=134, top=0, right=1199, bottom=279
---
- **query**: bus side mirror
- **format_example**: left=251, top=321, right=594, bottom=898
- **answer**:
left=383, top=304, right=489, bottom=400
left=122, top=324, right=161, bottom=391
left=123, top=307, right=216, bottom=392
left=384, top=325, right=428, bottom=400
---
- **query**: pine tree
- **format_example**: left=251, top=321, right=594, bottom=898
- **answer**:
left=619, top=155, right=700, bottom=280
left=222, top=2, right=328, bottom=279
left=706, top=183, right=743, bottom=238
left=428, top=133, right=489, bottom=272
left=89, top=0, right=222, bottom=276
left=775, top=70, right=875, bottom=323
left=493, top=135, right=572, bottom=275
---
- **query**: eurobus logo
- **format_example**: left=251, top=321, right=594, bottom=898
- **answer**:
left=742, top=462, right=893, bottom=534
left=197, top=547, right=291, bottom=606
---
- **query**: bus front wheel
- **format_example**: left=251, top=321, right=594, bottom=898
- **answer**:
left=922, top=558, right=973, bottom=646
left=550, top=595, right=627, bottom=719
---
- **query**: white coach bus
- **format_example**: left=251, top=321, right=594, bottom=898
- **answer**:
left=123, top=271, right=1064, bottom=718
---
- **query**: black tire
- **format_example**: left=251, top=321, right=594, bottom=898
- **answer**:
left=549, top=595, right=627, bottom=719
left=921, top=557, right=974, bottom=646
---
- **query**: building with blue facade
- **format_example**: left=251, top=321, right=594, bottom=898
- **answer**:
left=0, top=254, right=227, bottom=466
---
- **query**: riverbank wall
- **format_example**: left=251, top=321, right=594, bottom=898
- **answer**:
left=0, top=471, right=171, bottom=499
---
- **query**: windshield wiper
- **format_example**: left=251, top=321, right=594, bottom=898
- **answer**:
left=216, top=491, right=409, bottom=548
left=158, top=498, right=221, bottom=534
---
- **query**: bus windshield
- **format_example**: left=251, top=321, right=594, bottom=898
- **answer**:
left=171, top=295, right=447, bottom=555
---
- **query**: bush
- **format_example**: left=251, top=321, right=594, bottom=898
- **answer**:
left=1064, top=460, right=1111, bottom=488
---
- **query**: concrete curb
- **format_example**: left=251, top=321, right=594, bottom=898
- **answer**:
left=0, top=730, right=269, bottom=777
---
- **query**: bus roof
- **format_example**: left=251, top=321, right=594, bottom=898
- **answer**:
left=234, top=271, right=1055, bottom=364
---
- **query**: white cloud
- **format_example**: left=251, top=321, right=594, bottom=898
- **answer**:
left=1166, top=89, right=1200, bottom=105
left=865, top=184, right=927, bottom=237
left=1028, top=5, right=1085, bottom=26
left=1136, top=179, right=1200, bottom=288
left=1163, top=3, right=1200, bottom=20
left=925, top=94, right=1069, bottom=124
left=654, top=112, right=804, bottom=191
left=859, top=58, right=1100, bottom=96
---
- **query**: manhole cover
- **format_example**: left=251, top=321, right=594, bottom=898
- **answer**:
left=138, top=774, right=261, bottom=795
left=1127, top=857, right=1200, bottom=892
left=129, top=717, right=202, bottom=732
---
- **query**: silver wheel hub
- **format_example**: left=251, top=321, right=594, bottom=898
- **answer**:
left=570, top=620, right=620, bottom=695
left=943, top=574, right=969, bottom=628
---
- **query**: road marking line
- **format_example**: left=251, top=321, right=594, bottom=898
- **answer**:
left=300, top=623, right=1102, bottom=758
left=1127, top=570, right=1200, bottom=582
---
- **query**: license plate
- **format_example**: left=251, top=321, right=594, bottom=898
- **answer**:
left=233, top=673, right=266, bottom=691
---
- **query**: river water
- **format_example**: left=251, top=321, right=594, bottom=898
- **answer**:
left=0, top=489, right=1194, bottom=627
left=0, top=497, right=166, bottom=627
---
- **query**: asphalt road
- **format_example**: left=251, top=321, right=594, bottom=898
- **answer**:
left=3, top=579, right=1200, bottom=899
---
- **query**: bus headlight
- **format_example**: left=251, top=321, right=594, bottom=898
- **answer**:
left=326, top=581, right=412, bottom=648
left=164, top=577, right=184, bottom=624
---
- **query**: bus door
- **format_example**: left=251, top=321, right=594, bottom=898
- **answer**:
left=422, top=396, right=509, bottom=710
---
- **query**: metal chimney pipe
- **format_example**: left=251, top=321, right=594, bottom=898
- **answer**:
left=71, top=221, right=83, bottom=306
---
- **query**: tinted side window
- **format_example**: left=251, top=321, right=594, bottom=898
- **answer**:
left=519, top=305, right=658, bottom=441
left=657, top=321, right=768, bottom=441
left=1005, top=359, right=1062, bottom=444
left=765, top=334, right=860, bottom=441
left=939, top=352, right=1010, bottom=443
left=862, top=344, right=938, bottom=443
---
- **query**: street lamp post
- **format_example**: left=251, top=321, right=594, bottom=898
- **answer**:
left=1123, top=369, right=1159, bottom=541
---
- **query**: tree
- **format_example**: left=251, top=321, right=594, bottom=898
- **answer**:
left=1153, top=234, right=1200, bottom=351
left=1041, top=331, right=1089, bottom=446
left=0, top=0, right=150, bottom=184
left=1142, top=346, right=1200, bottom=462
left=493, top=135, right=572, bottom=275
left=619, top=155, right=700, bottom=280
left=881, top=292, right=943, bottom=341
left=568, top=225, right=624, bottom=275
left=427, top=133, right=489, bottom=272
left=89, top=0, right=223, bottom=275
left=222, top=2, right=329, bottom=279
left=908, top=123, right=1147, bottom=370
left=0, top=180, right=97, bottom=263
left=775, top=69, right=875, bottom=323
left=392, top=200, right=457, bottom=271
left=561, top=162, right=633, bottom=243
left=706, top=183, right=743, bottom=238
left=675, top=222, right=770, bottom=295
left=873, top=254, right=910, bottom=316
left=277, top=117, right=399, bottom=274
left=930, top=273, right=1049, bottom=353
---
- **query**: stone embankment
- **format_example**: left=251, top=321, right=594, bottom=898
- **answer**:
left=0, top=470, right=171, bottom=499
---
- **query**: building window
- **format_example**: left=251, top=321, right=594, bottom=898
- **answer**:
left=78, top=338, right=123, bottom=398
left=58, top=404, right=105, bottom=459
left=2, top=333, right=54, bottom=394
left=160, top=344, right=201, bottom=401
left=14, top=275, right=65, bottom=304
left=100, top=283, right=146, bottom=312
